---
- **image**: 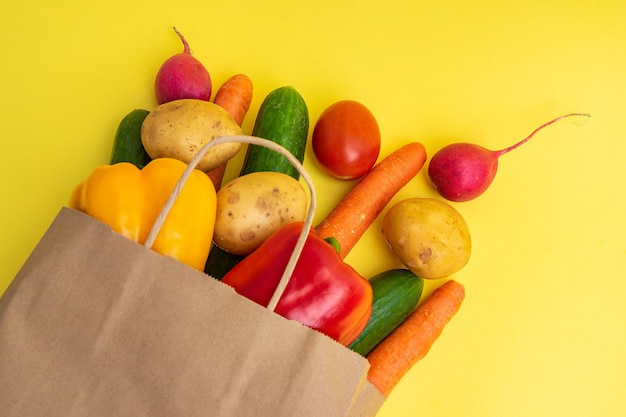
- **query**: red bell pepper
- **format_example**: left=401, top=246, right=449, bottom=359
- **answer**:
left=221, top=222, right=373, bottom=346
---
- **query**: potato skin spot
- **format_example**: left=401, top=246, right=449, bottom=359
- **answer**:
left=227, top=191, right=240, bottom=204
left=239, top=228, right=256, bottom=242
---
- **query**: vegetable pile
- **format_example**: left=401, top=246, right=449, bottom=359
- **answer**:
left=69, top=27, right=589, bottom=399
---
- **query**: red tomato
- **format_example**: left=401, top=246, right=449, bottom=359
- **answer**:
left=312, top=100, right=381, bottom=180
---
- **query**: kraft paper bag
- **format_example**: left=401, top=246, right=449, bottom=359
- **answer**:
left=0, top=207, right=385, bottom=417
left=0, top=136, right=386, bottom=416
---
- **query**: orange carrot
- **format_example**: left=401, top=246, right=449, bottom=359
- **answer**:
left=366, top=279, right=465, bottom=397
left=315, top=142, right=427, bottom=259
left=206, top=164, right=228, bottom=191
left=213, top=73, right=253, bottom=126
left=207, top=74, right=253, bottom=190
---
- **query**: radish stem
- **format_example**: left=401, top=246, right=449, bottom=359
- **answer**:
left=173, top=27, right=191, bottom=54
left=495, top=113, right=591, bottom=157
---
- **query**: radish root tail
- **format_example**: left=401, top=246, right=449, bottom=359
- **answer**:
left=496, top=113, right=591, bottom=157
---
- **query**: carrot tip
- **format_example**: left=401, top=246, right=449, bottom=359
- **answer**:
left=365, top=279, right=465, bottom=397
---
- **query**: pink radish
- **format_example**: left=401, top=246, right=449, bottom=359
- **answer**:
left=428, top=113, right=590, bottom=202
left=154, top=27, right=212, bottom=104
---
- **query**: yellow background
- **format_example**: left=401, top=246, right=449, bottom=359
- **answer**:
left=1, top=1, right=625, bottom=416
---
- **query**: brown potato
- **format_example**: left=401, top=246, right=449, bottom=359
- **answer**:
left=141, top=99, right=242, bottom=172
left=213, top=172, right=308, bottom=255
left=382, top=198, right=471, bottom=279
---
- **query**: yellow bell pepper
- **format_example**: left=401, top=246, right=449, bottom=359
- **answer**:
left=69, top=158, right=217, bottom=271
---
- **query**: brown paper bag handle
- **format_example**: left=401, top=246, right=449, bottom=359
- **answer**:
left=144, top=135, right=317, bottom=312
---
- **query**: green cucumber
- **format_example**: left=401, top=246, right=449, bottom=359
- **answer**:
left=240, top=85, right=309, bottom=179
left=204, top=86, right=309, bottom=280
left=110, top=109, right=151, bottom=168
left=349, top=269, right=424, bottom=356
